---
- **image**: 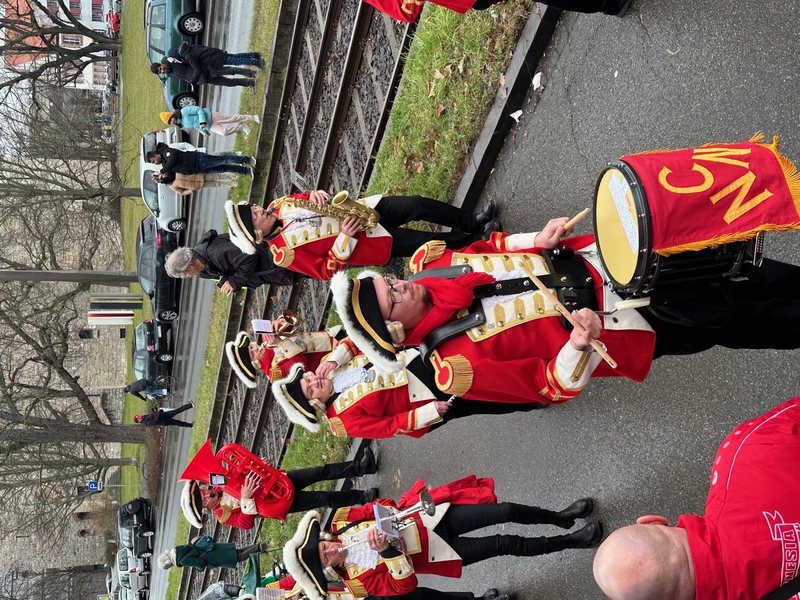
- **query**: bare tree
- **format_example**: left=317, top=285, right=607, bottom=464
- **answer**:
left=0, top=0, right=120, bottom=94
left=0, top=566, right=106, bottom=600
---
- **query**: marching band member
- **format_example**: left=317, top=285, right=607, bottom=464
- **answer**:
left=179, top=441, right=379, bottom=530
left=224, top=196, right=499, bottom=280
left=273, top=477, right=599, bottom=598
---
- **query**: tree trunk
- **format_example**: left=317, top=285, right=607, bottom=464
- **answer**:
left=1, top=424, right=147, bottom=444
left=0, top=270, right=137, bottom=284
left=119, top=187, right=141, bottom=197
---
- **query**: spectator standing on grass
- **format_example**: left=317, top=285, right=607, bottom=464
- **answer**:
left=152, top=171, right=239, bottom=196
left=147, top=142, right=254, bottom=177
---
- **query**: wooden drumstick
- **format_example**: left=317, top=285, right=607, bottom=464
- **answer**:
left=564, top=208, right=591, bottom=230
left=518, top=262, right=618, bottom=369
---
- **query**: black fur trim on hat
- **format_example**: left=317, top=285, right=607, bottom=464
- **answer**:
left=272, top=363, right=321, bottom=433
left=225, top=331, right=258, bottom=388
left=330, top=271, right=400, bottom=371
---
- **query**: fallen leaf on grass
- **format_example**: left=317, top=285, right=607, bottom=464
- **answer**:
left=434, top=68, right=445, bottom=79
left=413, top=161, right=424, bottom=173
left=427, top=81, right=435, bottom=98
left=444, top=64, right=452, bottom=75
left=458, top=58, right=465, bottom=73
left=436, top=104, right=445, bottom=116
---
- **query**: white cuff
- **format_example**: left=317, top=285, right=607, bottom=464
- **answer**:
left=414, top=402, right=443, bottom=428
left=331, top=233, right=356, bottom=260
left=553, top=342, right=604, bottom=390
left=505, top=232, right=540, bottom=251
left=240, top=497, right=258, bottom=515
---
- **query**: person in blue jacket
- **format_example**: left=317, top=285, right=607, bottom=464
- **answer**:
left=160, top=107, right=260, bottom=137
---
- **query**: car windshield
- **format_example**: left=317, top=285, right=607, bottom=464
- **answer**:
left=116, top=550, right=129, bottom=571
left=119, top=526, right=133, bottom=549
left=133, top=324, right=147, bottom=349
left=142, top=132, right=157, bottom=156
left=132, top=353, right=148, bottom=381
left=141, top=175, right=160, bottom=213
left=137, top=246, right=156, bottom=295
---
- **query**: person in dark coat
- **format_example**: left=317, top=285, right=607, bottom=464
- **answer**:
left=123, top=378, right=166, bottom=401
left=164, top=230, right=301, bottom=296
left=173, top=42, right=265, bottom=70
left=158, top=539, right=268, bottom=572
left=146, top=142, right=252, bottom=176
left=133, top=403, right=194, bottom=428
left=150, top=60, right=256, bottom=90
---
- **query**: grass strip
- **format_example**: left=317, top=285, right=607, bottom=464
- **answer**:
left=366, top=1, right=532, bottom=200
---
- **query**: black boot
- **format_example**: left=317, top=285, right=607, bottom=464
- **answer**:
left=361, top=487, right=380, bottom=503
left=356, top=446, right=377, bottom=476
left=555, top=498, right=594, bottom=529
left=543, top=521, right=602, bottom=553
left=224, top=584, right=243, bottom=597
left=482, top=591, right=511, bottom=600
left=474, top=199, right=499, bottom=229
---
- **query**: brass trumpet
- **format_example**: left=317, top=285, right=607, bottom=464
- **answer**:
left=260, top=310, right=303, bottom=347
left=338, top=490, right=436, bottom=552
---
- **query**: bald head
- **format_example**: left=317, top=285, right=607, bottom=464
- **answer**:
left=593, top=524, right=695, bottom=600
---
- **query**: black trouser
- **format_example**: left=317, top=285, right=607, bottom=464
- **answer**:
left=286, top=459, right=368, bottom=512
left=372, top=590, right=481, bottom=600
left=641, top=259, right=800, bottom=358
left=473, top=0, right=624, bottom=14
left=433, top=503, right=565, bottom=566
left=162, top=403, right=193, bottom=427
left=375, top=196, right=482, bottom=257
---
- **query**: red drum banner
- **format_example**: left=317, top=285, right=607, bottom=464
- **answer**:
left=621, top=134, right=800, bottom=256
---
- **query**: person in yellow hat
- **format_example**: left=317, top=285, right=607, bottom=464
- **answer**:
left=159, top=106, right=260, bottom=137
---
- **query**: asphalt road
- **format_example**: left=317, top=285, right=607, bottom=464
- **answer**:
left=147, top=2, right=255, bottom=598
left=371, top=1, right=800, bottom=599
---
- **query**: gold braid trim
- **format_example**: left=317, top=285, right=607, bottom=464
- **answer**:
left=328, top=417, right=348, bottom=437
left=269, top=365, right=283, bottom=381
left=346, top=580, right=368, bottom=598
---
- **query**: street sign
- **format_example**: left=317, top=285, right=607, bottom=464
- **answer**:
left=88, top=480, right=104, bottom=492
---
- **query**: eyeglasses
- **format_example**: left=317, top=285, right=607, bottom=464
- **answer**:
left=385, top=273, right=402, bottom=319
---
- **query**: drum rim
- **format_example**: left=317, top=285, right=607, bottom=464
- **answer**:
left=593, top=159, right=654, bottom=293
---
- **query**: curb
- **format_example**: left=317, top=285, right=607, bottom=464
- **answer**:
left=453, top=3, right=562, bottom=212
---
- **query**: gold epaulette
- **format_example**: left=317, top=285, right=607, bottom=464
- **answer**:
left=271, top=244, right=295, bottom=267
left=215, top=505, right=232, bottom=524
left=269, top=364, right=283, bottom=381
left=429, top=350, right=473, bottom=396
left=409, top=240, right=446, bottom=274
left=328, top=416, right=348, bottom=437
left=332, top=506, right=352, bottom=528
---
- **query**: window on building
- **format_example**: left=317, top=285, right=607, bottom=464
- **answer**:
left=78, top=329, right=96, bottom=340
left=62, top=35, right=83, bottom=48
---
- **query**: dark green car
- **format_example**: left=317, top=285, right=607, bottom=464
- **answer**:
left=144, top=0, right=205, bottom=109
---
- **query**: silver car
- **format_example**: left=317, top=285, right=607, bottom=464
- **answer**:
left=139, top=125, right=191, bottom=232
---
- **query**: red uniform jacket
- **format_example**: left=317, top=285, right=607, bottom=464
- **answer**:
left=676, top=397, right=800, bottom=599
left=361, top=0, right=474, bottom=22
left=267, top=193, right=393, bottom=280
left=259, top=331, right=342, bottom=382
left=275, top=476, right=496, bottom=596
left=408, top=234, right=656, bottom=404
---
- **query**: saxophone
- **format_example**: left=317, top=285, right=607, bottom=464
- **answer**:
left=279, top=190, right=381, bottom=230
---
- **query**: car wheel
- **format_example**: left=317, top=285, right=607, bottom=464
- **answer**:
left=156, top=352, right=173, bottom=363
left=167, top=218, right=186, bottom=232
left=139, top=529, right=155, bottom=538
left=138, top=550, right=152, bottom=559
left=178, top=12, right=204, bottom=35
left=158, top=309, right=178, bottom=322
left=173, top=93, right=197, bottom=110
left=139, top=570, right=150, bottom=576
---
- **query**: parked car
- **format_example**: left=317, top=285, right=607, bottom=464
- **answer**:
left=131, top=320, right=174, bottom=388
left=137, top=215, right=181, bottom=322
left=116, top=548, right=150, bottom=600
left=139, top=126, right=190, bottom=233
left=118, top=498, right=155, bottom=560
left=144, top=0, right=204, bottom=109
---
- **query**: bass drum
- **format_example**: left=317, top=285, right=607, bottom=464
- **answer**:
left=593, top=159, right=760, bottom=296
